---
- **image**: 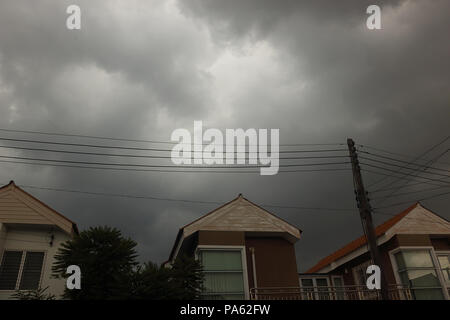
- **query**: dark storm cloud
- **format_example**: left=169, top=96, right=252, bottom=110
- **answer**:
left=0, top=0, right=449, bottom=271
left=176, top=0, right=450, bottom=269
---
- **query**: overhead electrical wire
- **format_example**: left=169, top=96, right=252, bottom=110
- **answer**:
left=372, top=189, right=450, bottom=210
left=0, top=159, right=351, bottom=174
left=0, top=128, right=344, bottom=147
left=357, top=144, right=450, bottom=166
left=360, top=156, right=450, bottom=179
left=3, top=182, right=444, bottom=226
left=361, top=163, right=450, bottom=185
left=0, top=154, right=350, bottom=169
left=0, top=144, right=349, bottom=161
left=358, top=150, right=450, bottom=173
left=359, top=136, right=450, bottom=189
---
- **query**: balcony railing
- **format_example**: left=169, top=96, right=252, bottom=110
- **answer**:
left=250, top=285, right=413, bottom=300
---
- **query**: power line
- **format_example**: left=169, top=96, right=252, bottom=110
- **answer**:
left=361, top=163, right=450, bottom=185
left=8, top=182, right=446, bottom=226
left=370, top=185, right=450, bottom=201
left=0, top=144, right=349, bottom=161
left=372, top=189, right=450, bottom=210
left=369, top=180, right=445, bottom=194
left=0, top=159, right=351, bottom=174
left=362, top=169, right=447, bottom=188
left=371, top=147, right=450, bottom=205
left=359, top=150, right=450, bottom=173
left=11, top=182, right=357, bottom=212
left=0, top=136, right=348, bottom=154
left=359, top=156, right=450, bottom=179
left=0, top=128, right=344, bottom=147
left=0, top=154, right=350, bottom=169
left=357, top=144, right=450, bottom=166
left=360, top=137, right=450, bottom=189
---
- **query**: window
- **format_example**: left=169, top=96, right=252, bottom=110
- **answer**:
left=352, top=260, right=371, bottom=286
left=332, top=276, right=345, bottom=300
left=0, top=251, right=45, bottom=291
left=299, top=277, right=330, bottom=300
left=394, top=249, right=444, bottom=300
left=436, top=253, right=449, bottom=283
left=199, top=249, right=245, bottom=300
left=436, top=252, right=450, bottom=297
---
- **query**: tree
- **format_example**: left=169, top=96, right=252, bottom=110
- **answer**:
left=52, top=226, right=138, bottom=300
left=169, top=255, right=204, bottom=300
left=12, top=286, right=56, bottom=300
left=131, top=256, right=204, bottom=300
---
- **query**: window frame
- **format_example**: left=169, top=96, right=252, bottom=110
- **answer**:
left=0, top=249, right=47, bottom=292
left=299, top=275, right=331, bottom=300
left=196, top=245, right=250, bottom=300
left=352, top=260, right=372, bottom=286
left=435, top=251, right=450, bottom=288
left=389, top=246, right=449, bottom=300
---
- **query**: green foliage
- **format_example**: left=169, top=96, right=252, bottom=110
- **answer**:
left=131, top=255, right=204, bottom=300
left=12, top=286, right=56, bottom=300
left=52, top=226, right=138, bottom=300
left=169, top=255, right=204, bottom=300
left=52, top=225, right=204, bottom=300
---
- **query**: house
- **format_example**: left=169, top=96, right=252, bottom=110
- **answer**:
left=166, top=194, right=302, bottom=300
left=299, top=203, right=450, bottom=300
left=0, top=181, right=78, bottom=299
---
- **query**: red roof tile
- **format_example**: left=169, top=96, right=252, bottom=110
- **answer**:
left=306, top=203, right=419, bottom=273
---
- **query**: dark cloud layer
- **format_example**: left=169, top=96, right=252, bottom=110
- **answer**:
left=0, top=0, right=449, bottom=271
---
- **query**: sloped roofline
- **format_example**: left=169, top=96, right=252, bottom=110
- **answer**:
left=168, top=194, right=302, bottom=262
left=306, top=202, right=421, bottom=273
left=0, top=181, right=79, bottom=235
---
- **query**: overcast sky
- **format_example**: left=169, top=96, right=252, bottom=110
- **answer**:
left=0, top=0, right=449, bottom=271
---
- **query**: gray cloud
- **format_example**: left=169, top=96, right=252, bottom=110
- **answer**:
left=0, top=0, right=449, bottom=271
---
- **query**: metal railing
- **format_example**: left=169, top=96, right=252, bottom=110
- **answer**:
left=250, top=285, right=413, bottom=300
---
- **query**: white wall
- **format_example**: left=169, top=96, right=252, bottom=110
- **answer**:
left=0, top=225, right=71, bottom=300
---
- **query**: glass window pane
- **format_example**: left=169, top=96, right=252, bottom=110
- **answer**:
left=301, top=279, right=313, bottom=287
left=19, top=252, right=45, bottom=290
left=402, top=250, right=434, bottom=268
left=200, top=251, right=242, bottom=271
left=395, top=252, right=406, bottom=270
left=437, top=255, right=449, bottom=269
left=407, top=270, right=441, bottom=288
left=413, top=288, right=444, bottom=300
left=333, top=277, right=343, bottom=287
left=203, top=272, right=244, bottom=294
left=316, top=278, right=328, bottom=287
left=0, top=251, right=23, bottom=290
left=399, top=271, right=410, bottom=286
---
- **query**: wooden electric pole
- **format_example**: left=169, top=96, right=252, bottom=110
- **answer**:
left=347, top=138, right=389, bottom=300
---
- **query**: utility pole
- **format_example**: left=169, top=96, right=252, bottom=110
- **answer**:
left=347, top=138, right=389, bottom=300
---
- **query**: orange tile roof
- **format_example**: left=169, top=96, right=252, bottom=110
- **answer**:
left=306, top=203, right=419, bottom=273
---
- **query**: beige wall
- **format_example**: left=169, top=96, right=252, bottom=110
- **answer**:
left=0, top=225, right=71, bottom=300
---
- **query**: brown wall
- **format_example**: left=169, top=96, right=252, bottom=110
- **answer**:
left=245, top=237, right=299, bottom=289
left=196, top=231, right=299, bottom=290
left=198, top=230, right=245, bottom=246
left=431, top=236, right=450, bottom=251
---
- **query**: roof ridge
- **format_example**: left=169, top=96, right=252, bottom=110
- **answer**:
left=0, top=181, right=78, bottom=234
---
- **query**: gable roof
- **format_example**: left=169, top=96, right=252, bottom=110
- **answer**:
left=306, top=202, right=447, bottom=273
left=168, top=194, right=302, bottom=262
left=0, top=181, right=78, bottom=235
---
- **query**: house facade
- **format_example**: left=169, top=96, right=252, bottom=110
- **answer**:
left=166, top=194, right=301, bottom=300
left=0, top=181, right=78, bottom=299
left=301, top=203, right=450, bottom=300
